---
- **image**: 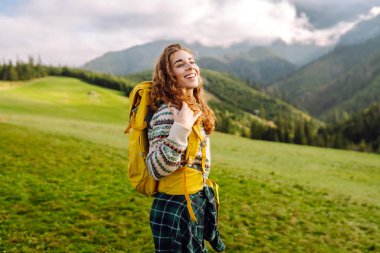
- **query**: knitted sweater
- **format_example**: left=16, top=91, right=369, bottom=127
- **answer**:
left=146, top=103, right=211, bottom=180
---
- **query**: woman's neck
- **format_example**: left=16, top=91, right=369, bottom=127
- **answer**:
left=183, top=88, right=194, bottom=97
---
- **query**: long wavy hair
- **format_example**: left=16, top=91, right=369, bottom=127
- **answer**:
left=151, top=43, right=215, bottom=134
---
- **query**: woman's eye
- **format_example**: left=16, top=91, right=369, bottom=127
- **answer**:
left=177, top=64, right=184, bottom=67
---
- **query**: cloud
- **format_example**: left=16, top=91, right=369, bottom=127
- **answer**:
left=287, top=6, right=380, bottom=45
left=1, top=0, right=379, bottom=66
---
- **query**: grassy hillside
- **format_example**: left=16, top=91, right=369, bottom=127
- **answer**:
left=0, top=76, right=129, bottom=124
left=201, top=69, right=323, bottom=133
left=1, top=77, right=380, bottom=252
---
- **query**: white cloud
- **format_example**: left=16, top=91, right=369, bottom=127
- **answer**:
left=0, top=0, right=379, bottom=66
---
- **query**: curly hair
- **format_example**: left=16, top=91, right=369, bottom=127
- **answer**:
left=151, top=43, right=215, bottom=134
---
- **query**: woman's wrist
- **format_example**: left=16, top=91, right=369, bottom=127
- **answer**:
left=168, top=122, right=192, bottom=147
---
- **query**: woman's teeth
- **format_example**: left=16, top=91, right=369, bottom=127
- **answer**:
left=185, top=73, right=196, bottom=79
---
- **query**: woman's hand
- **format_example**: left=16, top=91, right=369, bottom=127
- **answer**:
left=170, top=102, right=202, bottom=129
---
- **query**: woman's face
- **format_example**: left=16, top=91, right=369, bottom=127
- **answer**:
left=170, top=49, right=200, bottom=91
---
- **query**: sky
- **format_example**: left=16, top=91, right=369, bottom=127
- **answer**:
left=1, top=0, right=380, bottom=66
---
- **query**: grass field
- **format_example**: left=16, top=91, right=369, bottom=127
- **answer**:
left=1, top=77, right=380, bottom=252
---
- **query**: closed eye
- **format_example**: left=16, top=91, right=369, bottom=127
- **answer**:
left=176, top=61, right=196, bottom=68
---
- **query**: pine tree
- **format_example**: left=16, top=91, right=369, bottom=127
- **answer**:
left=304, top=120, right=313, bottom=145
left=0, top=64, right=4, bottom=79
left=251, top=121, right=264, bottom=140
left=294, top=120, right=307, bottom=145
left=5, top=61, right=19, bottom=80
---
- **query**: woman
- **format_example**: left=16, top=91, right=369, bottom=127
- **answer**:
left=146, top=44, right=225, bottom=252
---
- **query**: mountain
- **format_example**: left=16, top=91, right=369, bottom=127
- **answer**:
left=268, top=34, right=380, bottom=122
left=82, top=40, right=326, bottom=79
left=82, top=40, right=171, bottom=76
left=198, top=47, right=297, bottom=85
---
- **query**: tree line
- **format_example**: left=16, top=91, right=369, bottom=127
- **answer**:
left=0, top=58, right=134, bottom=95
left=213, top=101, right=380, bottom=154
left=0, top=57, right=47, bottom=80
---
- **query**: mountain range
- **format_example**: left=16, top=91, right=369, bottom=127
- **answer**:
left=81, top=15, right=380, bottom=124
left=82, top=39, right=333, bottom=88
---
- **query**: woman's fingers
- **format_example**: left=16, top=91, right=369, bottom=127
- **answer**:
left=182, top=101, right=188, bottom=110
left=169, top=106, right=179, bottom=116
left=171, top=102, right=202, bottom=128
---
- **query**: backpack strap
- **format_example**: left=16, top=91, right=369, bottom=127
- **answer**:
left=192, top=124, right=207, bottom=173
left=185, top=124, right=206, bottom=173
left=183, top=123, right=208, bottom=222
left=183, top=169, right=197, bottom=222
left=124, top=81, right=152, bottom=134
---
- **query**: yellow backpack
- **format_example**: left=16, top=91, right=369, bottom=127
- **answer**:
left=125, top=81, right=219, bottom=222
left=124, top=81, right=157, bottom=196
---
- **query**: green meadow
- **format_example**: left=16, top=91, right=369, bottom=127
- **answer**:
left=1, top=77, right=379, bottom=252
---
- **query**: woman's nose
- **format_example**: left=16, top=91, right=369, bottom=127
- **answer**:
left=185, top=62, right=193, bottom=70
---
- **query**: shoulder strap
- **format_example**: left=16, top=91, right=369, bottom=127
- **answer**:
left=185, top=124, right=206, bottom=173
left=183, top=123, right=207, bottom=222
left=124, top=81, right=152, bottom=133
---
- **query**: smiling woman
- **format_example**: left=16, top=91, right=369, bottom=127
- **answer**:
left=145, top=44, right=225, bottom=252
left=171, top=50, right=200, bottom=93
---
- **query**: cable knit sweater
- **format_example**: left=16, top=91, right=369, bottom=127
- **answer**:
left=146, top=103, right=211, bottom=181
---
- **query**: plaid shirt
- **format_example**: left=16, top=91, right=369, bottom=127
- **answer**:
left=150, top=186, right=225, bottom=252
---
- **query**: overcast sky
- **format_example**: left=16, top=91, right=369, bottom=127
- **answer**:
left=1, top=0, right=380, bottom=66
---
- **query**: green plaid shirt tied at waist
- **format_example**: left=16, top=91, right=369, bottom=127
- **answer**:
left=150, top=186, right=225, bottom=252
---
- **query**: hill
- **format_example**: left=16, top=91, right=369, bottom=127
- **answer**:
left=268, top=34, right=380, bottom=121
left=0, top=77, right=130, bottom=149
left=1, top=77, right=380, bottom=252
left=0, top=76, right=129, bottom=124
